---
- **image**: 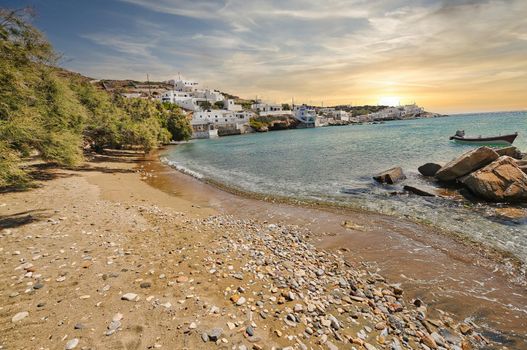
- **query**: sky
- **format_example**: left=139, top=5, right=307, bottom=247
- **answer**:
left=2, top=0, right=527, bottom=113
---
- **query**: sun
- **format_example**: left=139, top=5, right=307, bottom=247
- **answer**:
left=378, top=96, right=401, bottom=106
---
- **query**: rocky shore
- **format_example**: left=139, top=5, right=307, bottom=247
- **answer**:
left=374, top=146, right=527, bottom=202
left=0, top=156, right=505, bottom=349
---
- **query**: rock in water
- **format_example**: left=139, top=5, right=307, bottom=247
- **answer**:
left=373, top=167, right=406, bottom=184
left=495, top=146, right=522, bottom=159
left=461, top=156, right=527, bottom=202
left=435, top=147, right=499, bottom=181
left=418, top=163, right=442, bottom=177
left=403, top=185, right=436, bottom=197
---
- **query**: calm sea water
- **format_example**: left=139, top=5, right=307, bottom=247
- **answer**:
left=163, top=112, right=527, bottom=263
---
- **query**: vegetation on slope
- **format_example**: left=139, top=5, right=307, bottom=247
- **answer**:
left=0, top=8, right=192, bottom=188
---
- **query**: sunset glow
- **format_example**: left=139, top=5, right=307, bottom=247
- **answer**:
left=378, top=96, right=401, bottom=107
left=6, top=0, right=527, bottom=114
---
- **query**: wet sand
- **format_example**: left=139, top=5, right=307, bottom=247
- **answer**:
left=143, top=150, right=527, bottom=348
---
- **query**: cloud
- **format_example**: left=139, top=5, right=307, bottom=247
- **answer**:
left=71, top=0, right=527, bottom=113
left=81, top=33, right=157, bottom=58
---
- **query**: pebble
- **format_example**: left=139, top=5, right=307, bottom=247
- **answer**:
left=121, top=293, right=138, bottom=301
left=246, top=326, right=255, bottom=336
left=108, top=320, right=121, bottom=331
left=11, top=311, right=29, bottom=323
left=65, top=338, right=79, bottom=349
left=208, top=328, right=223, bottom=341
left=140, top=282, right=151, bottom=288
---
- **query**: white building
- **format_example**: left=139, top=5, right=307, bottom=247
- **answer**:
left=167, top=78, right=199, bottom=92
left=293, top=105, right=316, bottom=128
left=251, top=102, right=292, bottom=117
left=224, top=99, right=243, bottom=112
left=160, top=91, right=201, bottom=111
left=160, top=77, right=233, bottom=112
left=193, top=89, right=224, bottom=102
left=366, top=104, right=424, bottom=121
left=190, top=110, right=254, bottom=139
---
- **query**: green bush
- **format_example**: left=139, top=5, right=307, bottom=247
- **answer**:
left=0, top=8, right=192, bottom=187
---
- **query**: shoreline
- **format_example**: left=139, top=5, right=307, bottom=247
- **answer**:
left=158, top=151, right=526, bottom=285
left=146, top=149, right=527, bottom=346
left=0, top=153, right=525, bottom=349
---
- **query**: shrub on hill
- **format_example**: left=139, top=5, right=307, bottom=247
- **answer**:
left=0, top=8, right=192, bottom=188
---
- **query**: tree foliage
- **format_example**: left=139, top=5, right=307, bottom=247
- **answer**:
left=0, top=8, right=192, bottom=188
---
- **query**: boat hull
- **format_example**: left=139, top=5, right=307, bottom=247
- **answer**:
left=450, top=133, right=517, bottom=146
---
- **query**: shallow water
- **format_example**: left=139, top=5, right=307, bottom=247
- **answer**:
left=163, top=112, right=527, bottom=263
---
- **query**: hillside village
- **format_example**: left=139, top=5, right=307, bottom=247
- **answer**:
left=98, top=76, right=441, bottom=139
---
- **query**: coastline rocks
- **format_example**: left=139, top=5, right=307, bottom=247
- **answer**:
left=373, top=167, right=406, bottom=184
left=418, top=163, right=442, bottom=177
left=495, top=146, right=522, bottom=159
left=435, top=147, right=499, bottom=181
left=461, top=156, right=527, bottom=202
left=403, top=185, right=436, bottom=197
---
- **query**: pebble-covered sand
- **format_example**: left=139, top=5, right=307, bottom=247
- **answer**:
left=0, top=158, right=491, bottom=349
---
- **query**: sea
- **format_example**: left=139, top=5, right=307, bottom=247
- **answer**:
left=162, top=111, right=527, bottom=264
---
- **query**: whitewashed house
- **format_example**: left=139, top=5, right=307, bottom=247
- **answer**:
left=160, top=91, right=200, bottom=111
left=167, top=78, right=199, bottom=92
left=193, top=89, right=224, bottom=102
left=293, top=105, right=317, bottom=128
left=190, top=110, right=254, bottom=139
left=224, top=99, right=243, bottom=112
left=251, top=102, right=292, bottom=117
left=332, top=110, right=350, bottom=121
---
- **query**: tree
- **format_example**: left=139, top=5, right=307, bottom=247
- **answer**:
left=0, top=8, right=194, bottom=187
left=282, top=103, right=291, bottom=110
left=162, top=103, right=192, bottom=141
left=0, top=8, right=85, bottom=186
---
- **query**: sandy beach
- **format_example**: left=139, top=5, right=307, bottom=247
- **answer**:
left=0, top=152, right=525, bottom=350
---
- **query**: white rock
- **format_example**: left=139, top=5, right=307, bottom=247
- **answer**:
left=65, top=338, right=79, bottom=349
left=121, top=293, right=138, bottom=301
left=12, top=311, right=29, bottom=322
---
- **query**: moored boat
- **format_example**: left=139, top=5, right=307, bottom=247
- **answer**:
left=449, top=130, right=518, bottom=146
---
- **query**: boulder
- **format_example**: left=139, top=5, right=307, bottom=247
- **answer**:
left=403, top=185, right=436, bottom=197
left=435, top=147, right=499, bottom=182
left=461, top=156, right=527, bottom=202
left=495, top=146, right=522, bottom=159
left=418, top=163, right=442, bottom=177
left=373, top=167, right=406, bottom=184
